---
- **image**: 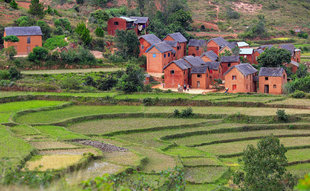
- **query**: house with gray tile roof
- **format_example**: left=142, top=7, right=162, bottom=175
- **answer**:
left=163, top=32, right=188, bottom=59
left=183, top=56, right=206, bottom=67
left=258, top=67, right=287, bottom=94
left=201, top=51, right=218, bottom=62
left=5, top=26, right=42, bottom=36
left=188, top=39, right=206, bottom=56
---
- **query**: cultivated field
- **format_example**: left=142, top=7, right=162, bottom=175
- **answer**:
left=0, top=92, right=310, bottom=190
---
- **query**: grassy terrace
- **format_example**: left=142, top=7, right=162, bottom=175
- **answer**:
left=0, top=93, right=310, bottom=190
left=14, top=105, right=310, bottom=124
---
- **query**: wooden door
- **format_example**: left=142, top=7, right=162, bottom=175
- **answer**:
left=264, top=85, right=269, bottom=93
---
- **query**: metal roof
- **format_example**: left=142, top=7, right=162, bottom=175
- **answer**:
left=240, top=48, right=254, bottom=55
left=119, top=16, right=136, bottom=22
left=290, top=61, right=299, bottom=67
left=130, top=16, right=149, bottom=24
left=259, top=67, right=285, bottom=77
left=237, top=42, right=249, bottom=47
left=5, top=26, right=42, bottom=36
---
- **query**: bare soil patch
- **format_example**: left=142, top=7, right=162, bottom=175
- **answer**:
left=232, top=2, right=262, bottom=14
left=72, top=139, right=128, bottom=152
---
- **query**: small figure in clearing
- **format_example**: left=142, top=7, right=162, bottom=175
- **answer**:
left=224, top=88, right=229, bottom=94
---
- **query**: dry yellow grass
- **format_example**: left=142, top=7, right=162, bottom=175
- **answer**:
left=39, top=148, right=100, bottom=156
left=30, top=141, right=79, bottom=150
left=103, top=151, right=140, bottom=166
left=25, top=155, right=83, bottom=171
left=269, top=98, right=310, bottom=107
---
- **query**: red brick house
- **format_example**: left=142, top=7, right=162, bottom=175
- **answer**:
left=286, top=61, right=299, bottom=73
left=220, top=56, right=240, bottom=75
left=191, top=65, right=211, bottom=89
left=205, top=61, right=222, bottom=81
left=253, top=49, right=264, bottom=65
left=4, top=26, right=42, bottom=55
left=224, top=63, right=257, bottom=93
left=188, top=39, right=206, bottom=57
left=206, top=37, right=236, bottom=55
left=146, top=41, right=175, bottom=73
left=164, top=40, right=179, bottom=57
left=201, top=50, right=218, bottom=62
left=239, top=48, right=255, bottom=64
left=163, top=59, right=191, bottom=88
left=163, top=32, right=187, bottom=59
left=258, top=67, right=287, bottom=94
left=138, top=34, right=161, bottom=56
left=107, top=16, right=149, bottom=36
left=279, top=44, right=301, bottom=63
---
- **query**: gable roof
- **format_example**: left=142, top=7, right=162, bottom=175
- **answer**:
left=163, top=59, right=191, bottom=70
left=290, top=60, right=299, bottom=67
left=240, top=48, right=254, bottom=55
left=224, top=63, right=257, bottom=76
left=5, top=26, right=42, bottom=36
left=120, top=16, right=136, bottom=22
left=139, top=34, right=161, bottom=45
left=254, top=48, right=264, bottom=54
left=237, top=42, right=249, bottom=47
left=259, top=67, right=285, bottom=77
left=208, top=37, right=227, bottom=47
left=259, top=45, right=273, bottom=50
left=220, top=56, right=240, bottom=63
left=205, top=61, right=220, bottom=70
left=183, top=56, right=206, bottom=67
left=279, top=44, right=295, bottom=56
left=130, top=16, right=149, bottom=24
left=188, top=39, right=206, bottom=47
left=164, top=40, right=178, bottom=48
left=201, top=50, right=218, bottom=61
left=191, top=65, right=209, bottom=74
left=145, top=42, right=175, bottom=53
left=165, top=32, right=187, bottom=43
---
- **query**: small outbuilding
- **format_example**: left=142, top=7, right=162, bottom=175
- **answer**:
left=258, top=67, right=287, bottom=94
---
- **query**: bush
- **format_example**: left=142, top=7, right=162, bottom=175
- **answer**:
left=291, top=90, right=306, bottom=98
left=3, top=46, right=17, bottom=59
left=276, top=109, right=288, bottom=122
left=60, top=77, right=80, bottom=90
left=298, top=32, right=308, bottom=39
left=43, top=35, right=68, bottom=50
left=174, top=108, right=194, bottom=118
left=89, top=9, right=109, bottom=25
left=173, top=109, right=180, bottom=117
left=226, top=7, right=240, bottom=19
left=54, top=18, right=71, bottom=33
left=28, top=47, right=49, bottom=63
left=0, top=70, right=10, bottom=80
left=2, top=35, right=19, bottom=42
left=0, top=80, right=13, bottom=87
left=8, top=67, right=21, bottom=80
left=143, top=98, right=154, bottom=106
left=96, top=76, right=117, bottom=91
left=95, top=27, right=105, bottom=37
left=285, top=76, right=310, bottom=93
left=54, top=26, right=64, bottom=35
left=60, top=47, right=96, bottom=66
left=10, top=0, right=18, bottom=9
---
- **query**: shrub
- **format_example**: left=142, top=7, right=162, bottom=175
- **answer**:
left=37, top=20, right=51, bottom=40
left=8, top=67, right=21, bottom=80
left=54, top=18, right=71, bottom=32
left=298, top=32, right=308, bottom=39
left=285, top=76, right=310, bottom=93
left=143, top=84, right=152, bottom=92
left=43, top=35, right=68, bottom=50
left=3, top=46, right=17, bottom=59
left=0, top=80, right=13, bottom=87
left=28, top=47, right=49, bottom=63
left=89, top=9, right=109, bottom=25
left=75, top=22, right=92, bottom=45
left=2, top=35, right=19, bottom=42
left=15, top=16, right=35, bottom=27
left=95, top=27, right=105, bottom=37
left=60, top=77, right=80, bottom=90
left=96, top=76, right=117, bottom=91
left=143, top=98, right=154, bottom=106
left=174, top=108, right=194, bottom=118
left=276, top=109, right=288, bottom=122
left=291, top=90, right=306, bottom=98
left=10, top=0, right=18, bottom=9
left=173, top=109, right=180, bottom=117
left=116, top=64, right=144, bottom=93
left=226, top=7, right=240, bottom=19
left=0, top=70, right=10, bottom=80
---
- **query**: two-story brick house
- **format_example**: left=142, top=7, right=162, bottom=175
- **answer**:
left=188, top=39, right=206, bottom=57
left=163, top=32, right=187, bottom=59
left=258, top=67, right=287, bottom=94
left=138, top=34, right=161, bottom=56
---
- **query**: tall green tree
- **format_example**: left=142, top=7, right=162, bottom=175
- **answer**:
left=29, top=0, right=45, bottom=18
left=257, top=47, right=291, bottom=67
left=234, top=136, right=296, bottom=191
left=10, top=0, right=18, bottom=9
left=75, top=22, right=92, bottom=45
left=115, top=30, right=140, bottom=59
left=117, top=64, right=144, bottom=93
left=37, top=20, right=51, bottom=40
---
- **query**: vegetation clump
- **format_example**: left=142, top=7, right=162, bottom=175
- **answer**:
left=173, top=107, right=194, bottom=118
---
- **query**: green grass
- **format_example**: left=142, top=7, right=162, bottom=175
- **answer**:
left=114, top=93, right=195, bottom=100
left=10, top=125, right=39, bottom=136
left=191, top=94, right=236, bottom=101
left=172, top=129, right=310, bottom=146
left=0, top=91, right=117, bottom=98
left=15, top=105, right=143, bottom=124
left=197, top=137, right=310, bottom=156
left=164, top=146, right=211, bottom=157
left=182, top=157, right=220, bottom=166
left=286, top=149, right=310, bottom=162
left=288, top=163, right=310, bottom=178
left=185, top=166, right=227, bottom=183
left=34, top=126, right=88, bottom=141
left=0, top=126, right=34, bottom=171
left=268, top=98, right=310, bottom=107
left=21, top=68, right=122, bottom=75
left=69, top=118, right=207, bottom=135
left=217, top=96, right=284, bottom=103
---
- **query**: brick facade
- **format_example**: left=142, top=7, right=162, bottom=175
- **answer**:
left=164, top=35, right=186, bottom=59
left=225, top=68, right=256, bottom=93
left=146, top=46, right=174, bottom=73
left=4, top=32, right=42, bottom=55
left=164, top=62, right=189, bottom=88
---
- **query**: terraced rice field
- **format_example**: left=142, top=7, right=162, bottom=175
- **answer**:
left=0, top=93, right=310, bottom=190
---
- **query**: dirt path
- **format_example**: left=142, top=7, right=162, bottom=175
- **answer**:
left=209, top=0, right=220, bottom=23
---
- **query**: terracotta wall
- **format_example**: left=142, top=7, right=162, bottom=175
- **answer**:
left=207, top=40, right=219, bottom=55
left=164, top=36, right=186, bottom=59
left=224, top=68, right=256, bottom=93
left=221, top=62, right=239, bottom=75
left=4, top=33, right=42, bottom=55
left=188, top=46, right=204, bottom=57
left=253, top=51, right=260, bottom=65
left=258, top=74, right=287, bottom=94
left=191, top=73, right=210, bottom=89
left=240, top=54, right=254, bottom=64
left=139, top=38, right=151, bottom=56
left=164, top=63, right=188, bottom=88
left=146, top=46, right=174, bottom=73
left=107, top=18, right=128, bottom=36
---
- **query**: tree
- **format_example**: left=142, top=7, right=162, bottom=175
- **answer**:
left=15, top=16, right=36, bottom=26
left=117, top=64, right=144, bottom=93
left=257, top=47, right=291, bottom=67
left=3, top=46, right=17, bottom=59
left=285, top=75, right=310, bottom=93
left=295, top=64, right=308, bottom=79
left=3, top=35, right=19, bottom=42
left=95, top=27, right=105, bottom=37
left=8, top=67, right=21, bottom=80
left=115, top=30, right=140, bottom=59
left=0, top=25, right=4, bottom=45
left=29, top=0, right=45, bottom=18
left=28, top=47, right=49, bottom=63
left=168, top=9, right=192, bottom=30
left=234, top=136, right=295, bottom=191
left=37, top=20, right=51, bottom=40
left=54, top=18, right=71, bottom=32
left=76, top=0, right=84, bottom=4
left=75, top=22, right=92, bottom=45
left=89, top=9, right=109, bottom=25
left=10, top=0, right=18, bottom=9
left=136, top=0, right=145, bottom=16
